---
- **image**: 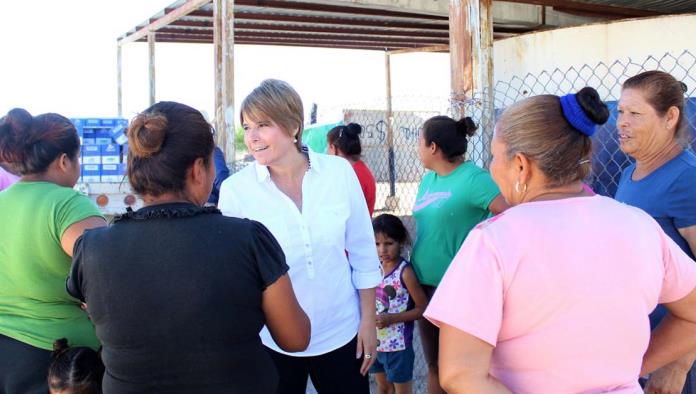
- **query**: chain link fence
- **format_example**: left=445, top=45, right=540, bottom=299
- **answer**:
left=229, top=50, right=696, bottom=394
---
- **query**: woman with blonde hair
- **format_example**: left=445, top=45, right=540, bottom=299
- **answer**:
left=425, top=87, right=696, bottom=393
left=219, top=79, right=381, bottom=394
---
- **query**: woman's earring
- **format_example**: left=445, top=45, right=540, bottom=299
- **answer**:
left=515, top=181, right=527, bottom=194
left=293, top=138, right=298, bottom=143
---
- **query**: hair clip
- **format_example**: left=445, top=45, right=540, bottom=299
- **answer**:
left=578, top=159, right=591, bottom=165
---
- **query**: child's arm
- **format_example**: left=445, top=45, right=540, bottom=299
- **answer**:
left=376, top=265, right=428, bottom=328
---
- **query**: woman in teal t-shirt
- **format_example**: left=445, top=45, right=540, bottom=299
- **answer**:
left=412, top=115, right=507, bottom=393
left=0, top=108, right=106, bottom=394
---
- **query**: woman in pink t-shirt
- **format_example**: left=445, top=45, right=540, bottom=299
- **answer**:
left=0, top=164, right=19, bottom=191
left=424, top=87, right=696, bottom=394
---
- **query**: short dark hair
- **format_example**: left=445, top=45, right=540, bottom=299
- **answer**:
left=48, top=338, right=104, bottom=394
left=0, top=108, right=79, bottom=175
left=421, top=116, right=477, bottom=163
left=127, top=101, right=214, bottom=197
left=327, top=123, right=362, bottom=159
left=622, top=70, right=689, bottom=145
left=372, top=214, right=411, bottom=246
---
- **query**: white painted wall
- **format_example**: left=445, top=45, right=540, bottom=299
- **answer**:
left=493, top=12, right=696, bottom=95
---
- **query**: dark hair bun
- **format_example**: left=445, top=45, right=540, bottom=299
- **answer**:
left=345, top=123, right=362, bottom=137
left=0, top=108, right=33, bottom=163
left=576, top=87, right=609, bottom=125
left=3, top=108, right=33, bottom=135
left=456, top=116, right=478, bottom=137
left=680, top=81, right=688, bottom=94
left=128, top=113, right=168, bottom=158
left=52, top=338, right=70, bottom=357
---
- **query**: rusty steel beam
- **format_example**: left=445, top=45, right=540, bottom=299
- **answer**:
left=119, top=0, right=211, bottom=45
left=233, top=0, right=448, bottom=20
left=186, top=9, right=448, bottom=29
left=235, top=30, right=448, bottom=43
left=234, top=36, right=418, bottom=48
left=166, top=19, right=524, bottom=37
left=237, top=39, right=411, bottom=50
left=213, top=0, right=235, bottom=164
left=232, top=34, right=445, bottom=47
left=157, top=26, right=449, bottom=40
left=501, top=0, right=662, bottom=18
left=450, top=0, right=473, bottom=104
left=148, top=31, right=447, bottom=46
left=388, top=44, right=450, bottom=55
left=475, top=0, right=495, bottom=166
left=167, top=20, right=450, bottom=37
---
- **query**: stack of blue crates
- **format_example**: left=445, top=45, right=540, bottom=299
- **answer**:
left=71, top=118, right=128, bottom=183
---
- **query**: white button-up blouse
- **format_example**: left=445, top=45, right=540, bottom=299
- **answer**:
left=218, top=150, right=382, bottom=356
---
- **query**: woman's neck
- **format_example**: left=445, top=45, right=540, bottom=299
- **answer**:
left=524, top=181, right=587, bottom=203
left=633, top=142, right=682, bottom=179
left=21, top=172, right=71, bottom=188
left=431, top=158, right=463, bottom=177
left=268, top=149, right=308, bottom=181
left=142, top=192, right=193, bottom=207
left=337, top=151, right=359, bottom=164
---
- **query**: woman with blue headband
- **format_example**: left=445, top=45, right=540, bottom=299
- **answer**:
left=423, top=87, right=696, bottom=393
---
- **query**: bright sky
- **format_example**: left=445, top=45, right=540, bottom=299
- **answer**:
left=0, top=1, right=450, bottom=122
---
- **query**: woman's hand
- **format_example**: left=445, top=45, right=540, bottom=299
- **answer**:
left=356, top=287, right=377, bottom=375
left=644, top=363, right=689, bottom=394
left=356, top=316, right=377, bottom=375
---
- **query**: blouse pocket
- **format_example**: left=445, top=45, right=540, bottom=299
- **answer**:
left=317, top=204, right=350, bottom=246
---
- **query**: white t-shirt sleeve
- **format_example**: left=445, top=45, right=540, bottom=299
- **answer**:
left=424, top=227, right=504, bottom=347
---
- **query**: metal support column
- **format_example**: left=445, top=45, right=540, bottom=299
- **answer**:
left=148, top=32, right=156, bottom=106
left=214, top=0, right=235, bottom=164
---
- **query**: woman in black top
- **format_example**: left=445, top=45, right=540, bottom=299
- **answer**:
left=67, top=101, right=310, bottom=393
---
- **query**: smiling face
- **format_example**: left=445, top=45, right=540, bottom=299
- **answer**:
left=242, top=115, right=297, bottom=167
left=617, top=88, right=677, bottom=159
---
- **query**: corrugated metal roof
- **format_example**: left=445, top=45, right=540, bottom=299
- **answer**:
left=117, top=0, right=696, bottom=51
left=577, top=0, right=696, bottom=14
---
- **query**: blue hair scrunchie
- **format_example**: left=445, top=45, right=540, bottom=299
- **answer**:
left=559, top=93, right=596, bottom=137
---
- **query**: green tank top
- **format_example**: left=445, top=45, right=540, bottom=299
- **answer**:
left=0, top=181, right=103, bottom=350
left=412, top=161, right=500, bottom=286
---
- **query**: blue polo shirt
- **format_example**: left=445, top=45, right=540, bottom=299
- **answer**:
left=616, top=150, right=696, bottom=332
left=615, top=150, right=696, bottom=260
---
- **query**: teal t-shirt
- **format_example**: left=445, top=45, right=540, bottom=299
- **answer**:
left=412, top=161, right=500, bottom=286
left=0, top=181, right=103, bottom=350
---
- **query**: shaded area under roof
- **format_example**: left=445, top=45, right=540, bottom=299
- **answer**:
left=117, top=0, right=696, bottom=51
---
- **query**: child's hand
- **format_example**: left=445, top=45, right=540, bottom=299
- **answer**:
left=376, top=313, right=393, bottom=329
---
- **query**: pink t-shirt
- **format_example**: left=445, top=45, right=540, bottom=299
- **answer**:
left=0, top=167, right=19, bottom=191
left=425, top=195, right=696, bottom=394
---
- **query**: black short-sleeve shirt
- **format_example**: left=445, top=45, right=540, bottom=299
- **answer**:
left=67, top=203, right=288, bottom=393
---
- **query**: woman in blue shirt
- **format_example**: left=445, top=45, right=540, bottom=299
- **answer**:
left=615, top=70, right=696, bottom=394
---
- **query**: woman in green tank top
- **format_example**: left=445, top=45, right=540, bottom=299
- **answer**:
left=412, top=115, right=508, bottom=394
left=0, top=108, right=106, bottom=394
